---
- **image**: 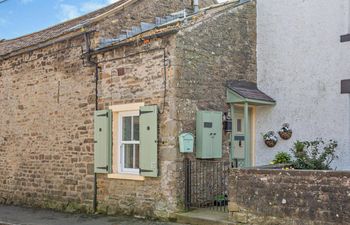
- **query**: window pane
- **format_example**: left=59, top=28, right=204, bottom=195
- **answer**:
left=133, top=116, right=139, bottom=141
left=124, top=144, right=134, bottom=169
left=122, top=116, right=132, bottom=141
left=135, top=144, right=139, bottom=168
left=237, top=119, right=242, bottom=132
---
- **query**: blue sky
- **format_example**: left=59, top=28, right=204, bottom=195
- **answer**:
left=0, top=0, right=119, bottom=40
left=0, top=0, right=227, bottom=40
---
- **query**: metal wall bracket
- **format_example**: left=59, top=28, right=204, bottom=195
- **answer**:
left=97, top=112, right=109, bottom=117
left=96, top=165, right=109, bottom=171
left=140, top=169, right=153, bottom=173
left=340, top=34, right=350, bottom=43
left=341, top=79, right=350, bottom=94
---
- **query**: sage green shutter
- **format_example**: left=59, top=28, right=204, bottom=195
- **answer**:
left=94, top=110, right=112, bottom=173
left=139, top=105, right=158, bottom=177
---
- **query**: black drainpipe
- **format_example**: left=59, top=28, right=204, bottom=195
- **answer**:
left=84, top=32, right=99, bottom=213
left=93, top=63, right=99, bottom=213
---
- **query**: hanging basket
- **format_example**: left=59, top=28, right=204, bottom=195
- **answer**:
left=278, top=123, right=292, bottom=140
left=265, top=139, right=277, bottom=148
left=263, top=131, right=278, bottom=148
left=279, top=130, right=292, bottom=140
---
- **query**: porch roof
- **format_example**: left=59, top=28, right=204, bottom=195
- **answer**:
left=226, top=80, right=276, bottom=105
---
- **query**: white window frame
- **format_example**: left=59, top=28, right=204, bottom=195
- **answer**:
left=118, top=111, right=140, bottom=175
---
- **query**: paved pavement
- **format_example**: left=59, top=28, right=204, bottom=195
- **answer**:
left=0, top=205, right=183, bottom=225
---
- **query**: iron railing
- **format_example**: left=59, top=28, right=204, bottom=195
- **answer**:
left=184, top=158, right=230, bottom=212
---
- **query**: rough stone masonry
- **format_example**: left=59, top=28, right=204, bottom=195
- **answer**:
left=228, top=169, right=350, bottom=225
left=0, top=0, right=214, bottom=216
left=0, top=0, right=256, bottom=219
left=92, top=1, right=256, bottom=218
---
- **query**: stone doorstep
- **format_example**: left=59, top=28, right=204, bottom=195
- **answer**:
left=176, top=209, right=236, bottom=225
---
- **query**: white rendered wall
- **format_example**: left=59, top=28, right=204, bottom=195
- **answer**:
left=256, top=0, right=350, bottom=170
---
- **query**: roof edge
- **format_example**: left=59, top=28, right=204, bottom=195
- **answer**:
left=0, top=0, right=137, bottom=58
left=87, top=0, right=139, bottom=24
left=0, top=30, right=94, bottom=61
left=88, top=28, right=179, bottom=57
left=95, top=0, right=248, bottom=50
left=2, top=0, right=134, bottom=43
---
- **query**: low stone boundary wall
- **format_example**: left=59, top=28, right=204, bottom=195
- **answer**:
left=228, top=169, right=350, bottom=225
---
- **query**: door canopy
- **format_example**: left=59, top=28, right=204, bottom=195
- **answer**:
left=226, top=80, right=276, bottom=105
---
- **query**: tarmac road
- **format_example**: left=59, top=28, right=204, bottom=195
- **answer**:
left=0, top=205, right=184, bottom=225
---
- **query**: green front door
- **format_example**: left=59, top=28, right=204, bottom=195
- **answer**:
left=231, top=107, right=251, bottom=168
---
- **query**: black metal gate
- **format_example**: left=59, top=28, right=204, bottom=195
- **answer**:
left=184, top=158, right=230, bottom=212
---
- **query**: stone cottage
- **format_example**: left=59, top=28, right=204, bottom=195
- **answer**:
left=0, top=0, right=259, bottom=218
left=2, top=0, right=349, bottom=219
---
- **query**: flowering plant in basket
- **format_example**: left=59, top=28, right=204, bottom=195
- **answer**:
left=262, top=131, right=278, bottom=147
left=278, top=123, right=292, bottom=140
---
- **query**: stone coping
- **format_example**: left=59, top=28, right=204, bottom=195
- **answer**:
left=231, top=167, right=350, bottom=177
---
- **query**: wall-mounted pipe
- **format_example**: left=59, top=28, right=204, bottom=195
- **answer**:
left=83, top=32, right=99, bottom=213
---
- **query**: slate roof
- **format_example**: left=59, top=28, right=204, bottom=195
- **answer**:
left=0, top=0, right=130, bottom=57
left=226, top=80, right=275, bottom=103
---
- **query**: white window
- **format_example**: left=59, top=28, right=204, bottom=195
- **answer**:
left=118, top=111, right=140, bottom=174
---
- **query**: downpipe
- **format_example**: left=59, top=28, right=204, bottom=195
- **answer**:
left=84, top=32, right=99, bottom=213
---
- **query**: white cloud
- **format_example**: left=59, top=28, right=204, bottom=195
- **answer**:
left=59, top=4, right=80, bottom=21
left=85, top=0, right=120, bottom=11
left=58, top=0, right=121, bottom=22
left=81, top=2, right=106, bottom=14
left=107, top=0, right=120, bottom=4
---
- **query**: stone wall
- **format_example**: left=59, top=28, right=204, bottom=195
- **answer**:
left=97, top=0, right=216, bottom=40
left=166, top=1, right=257, bottom=210
left=228, top=169, right=350, bottom=225
left=173, top=1, right=257, bottom=160
left=92, top=35, right=185, bottom=218
left=0, top=0, right=216, bottom=216
left=0, top=0, right=254, bottom=219
left=0, top=36, right=96, bottom=212
left=91, top=1, right=257, bottom=217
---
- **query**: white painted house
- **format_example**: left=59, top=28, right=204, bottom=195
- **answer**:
left=255, top=0, right=350, bottom=170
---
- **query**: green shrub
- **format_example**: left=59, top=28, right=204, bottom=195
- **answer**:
left=271, top=151, right=292, bottom=164
left=290, top=139, right=338, bottom=170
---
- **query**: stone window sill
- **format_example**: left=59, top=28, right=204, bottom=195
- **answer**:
left=107, top=173, right=145, bottom=181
